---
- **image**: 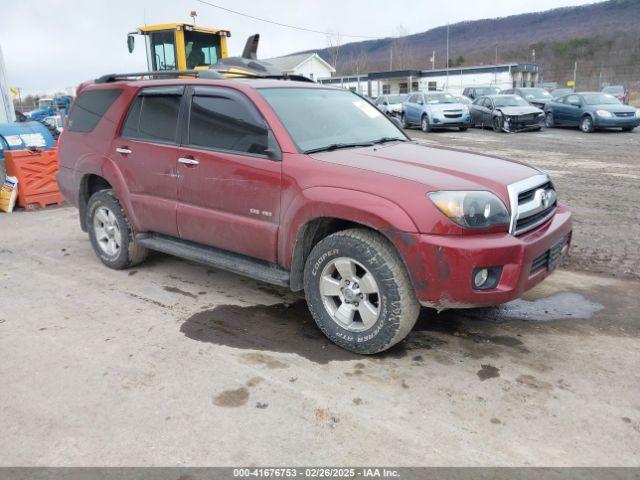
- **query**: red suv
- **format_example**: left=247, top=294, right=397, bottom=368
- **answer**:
left=57, top=73, right=572, bottom=354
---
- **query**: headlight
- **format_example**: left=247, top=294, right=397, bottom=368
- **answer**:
left=596, top=110, right=613, bottom=118
left=428, top=191, right=510, bottom=229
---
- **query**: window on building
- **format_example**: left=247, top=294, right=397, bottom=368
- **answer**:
left=68, top=89, right=122, bottom=133
left=121, top=86, right=183, bottom=143
left=399, top=83, right=408, bottom=94
left=188, top=90, right=271, bottom=157
left=428, top=81, right=437, bottom=91
left=382, top=84, right=390, bottom=95
left=412, top=81, right=419, bottom=91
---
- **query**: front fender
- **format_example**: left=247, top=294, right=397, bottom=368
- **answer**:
left=279, top=186, right=419, bottom=270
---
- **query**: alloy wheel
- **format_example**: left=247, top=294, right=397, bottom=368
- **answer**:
left=319, top=257, right=380, bottom=332
left=93, top=206, right=122, bottom=256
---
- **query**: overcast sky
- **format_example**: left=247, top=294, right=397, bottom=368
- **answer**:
left=1, top=0, right=598, bottom=94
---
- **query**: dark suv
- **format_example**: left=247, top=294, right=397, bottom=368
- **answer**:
left=57, top=72, right=572, bottom=354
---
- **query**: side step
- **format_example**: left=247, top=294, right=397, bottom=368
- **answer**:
left=136, top=233, right=291, bottom=288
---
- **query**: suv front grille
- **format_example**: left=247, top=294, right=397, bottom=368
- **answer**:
left=507, top=175, right=557, bottom=236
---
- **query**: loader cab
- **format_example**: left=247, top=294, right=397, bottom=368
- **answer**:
left=127, top=23, right=230, bottom=71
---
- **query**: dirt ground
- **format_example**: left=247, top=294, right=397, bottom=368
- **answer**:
left=0, top=127, right=639, bottom=467
left=409, top=126, right=640, bottom=280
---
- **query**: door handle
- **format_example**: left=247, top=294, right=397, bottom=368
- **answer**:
left=116, top=147, right=132, bottom=155
left=178, top=157, right=199, bottom=166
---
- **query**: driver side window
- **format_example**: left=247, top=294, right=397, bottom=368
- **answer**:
left=566, top=95, right=581, bottom=105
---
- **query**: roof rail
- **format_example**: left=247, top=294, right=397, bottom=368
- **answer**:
left=95, top=69, right=316, bottom=84
left=95, top=70, right=225, bottom=83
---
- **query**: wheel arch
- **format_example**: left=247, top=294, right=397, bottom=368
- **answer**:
left=282, top=187, right=419, bottom=291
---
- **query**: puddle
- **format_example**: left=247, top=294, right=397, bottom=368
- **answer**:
left=470, top=293, right=604, bottom=322
left=179, top=292, right=606, bottom=363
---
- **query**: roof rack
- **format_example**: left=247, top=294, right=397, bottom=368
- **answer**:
left=95, top=70, right=316, bottom=84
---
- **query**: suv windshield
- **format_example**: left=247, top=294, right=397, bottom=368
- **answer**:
left=582, top=93, right=621, bottom=105
left=424, top=93, right=457, bottom=104
left=602, top=86, right=624, bottom=94
left=493, top=95, right=530, bottom=107
left=476, top=87, right=501, bottom=96
left=259, top=88, right=406, bottom=153
left=520, top=88, right=552, bottom=99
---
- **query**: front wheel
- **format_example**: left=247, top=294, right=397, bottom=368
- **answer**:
left=304, top=229, right=419, bottom=354
left=492, top=115, right=504, bottom=132
left=87, top=190, right=148, bottom=269
left=400, top=113, right=408, bottom=129
left=622, top=126, right=635, bottom=132
left=545, top=112, right=555, bottom=128
left=421, top=115, right=431, bottom=132
left=580, top=116, right=595, bottom=133
left=459, top=126, right=468, bottom=132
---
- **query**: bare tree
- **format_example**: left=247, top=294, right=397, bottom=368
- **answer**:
left=344, top=47, right=370, bottom=76
left=326, top=31, right=342, bottom=72
left=391, top=24, right=411, bottom=70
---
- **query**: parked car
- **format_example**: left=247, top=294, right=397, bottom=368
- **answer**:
left=601, top=85, right=629, bottom=105
left=453, top=95, right=472, bottom=105
left=58, top=74, right=572, bottom=354
left=401, top=92, right=471, bottom=131
left=462, top=86, right=501, bottom=100
left=44, top=115, right=64, bottom=134
left=502, top=87, right=553, bottom=109
left=544, top=92, right=640, bottom=132
left=374, top=94, right=407, bottom=116
left=470, top=95, right=545, bottom=132
left=551, top=88, right=573, bottom=99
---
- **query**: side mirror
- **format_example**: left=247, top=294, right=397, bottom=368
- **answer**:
left=127, top=34, right=135, bottom=53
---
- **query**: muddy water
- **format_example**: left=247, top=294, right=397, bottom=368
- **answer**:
left=180, top=291, right=615, bottom=363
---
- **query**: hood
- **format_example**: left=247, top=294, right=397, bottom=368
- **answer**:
left=430, top=102, right=467, bottom=111
left=590, top=103, right=637, bottom=112
left=499, top=106, right=544, bottom=116
left=308, top=141, right=539, bottom=200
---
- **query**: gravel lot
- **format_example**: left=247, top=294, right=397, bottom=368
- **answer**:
left=0, top=126, right=639, bottom=467
left=409, top=126, right=640, bottom=280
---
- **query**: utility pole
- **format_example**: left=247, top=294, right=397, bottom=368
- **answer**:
left=573, top=61, right=578, bottom=91
left=445, top=24, right=450, bottom=90
left=494, top=45, right=498, bottom=85
left=431, top=50, right=435, bottom=70
left=17, top=88, right=23, bottom=112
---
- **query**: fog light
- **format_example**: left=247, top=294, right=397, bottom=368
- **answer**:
left=474, top=268, right=489, bottom=288
left=472, top=266, right=502, bottom=290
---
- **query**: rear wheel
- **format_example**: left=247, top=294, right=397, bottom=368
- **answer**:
left=580, top=115, right=595, bottom=133
left=459, top=126, right=468, bottom=132
left=87, top=190, right=148, bottom=270
left=421, top=115, right=431, bottom=132
left=304, top=228, right=419, bottom=354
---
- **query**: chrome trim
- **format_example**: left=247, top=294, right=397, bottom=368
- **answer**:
left=506, top=173, right=554, bottom=235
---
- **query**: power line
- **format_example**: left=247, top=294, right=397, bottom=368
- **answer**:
left=194, top=0, right=381, bottom=39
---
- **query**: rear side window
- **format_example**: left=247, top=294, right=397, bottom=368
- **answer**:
left=68, top=89, right=121, bottom=132
left=188, top=90, right=270, bottom=156
left=121, top=86, right=183, bottom=143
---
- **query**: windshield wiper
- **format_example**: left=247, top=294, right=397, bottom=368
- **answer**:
left=304, top=142, right=374, bottom=154
left=370, top=137, right=406, bottom=145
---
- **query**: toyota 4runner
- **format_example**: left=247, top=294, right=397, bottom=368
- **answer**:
left=57, top=72, right=572, bottom=354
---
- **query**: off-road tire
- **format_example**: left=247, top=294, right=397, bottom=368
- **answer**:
left=421, top=114, right=431, bottom=132
left=580, top=115, right=595, bottom=133
left=86, top=189, right=148, bottom=269
left=303, top=228, right=420, bottom=354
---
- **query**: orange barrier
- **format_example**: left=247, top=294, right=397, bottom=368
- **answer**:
left=3, top=148, right=63, bottom=209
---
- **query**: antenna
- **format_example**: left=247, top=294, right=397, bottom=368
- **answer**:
left=190, top=10, right=198, bottom=26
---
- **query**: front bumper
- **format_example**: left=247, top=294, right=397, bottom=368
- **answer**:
left=594, top=117, right=640, bottom=128
left=431, top=114, right=471, bottom=128
left=504, top=116, right=545, bottom=132
left=395, top=205, right=573, bottom=308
